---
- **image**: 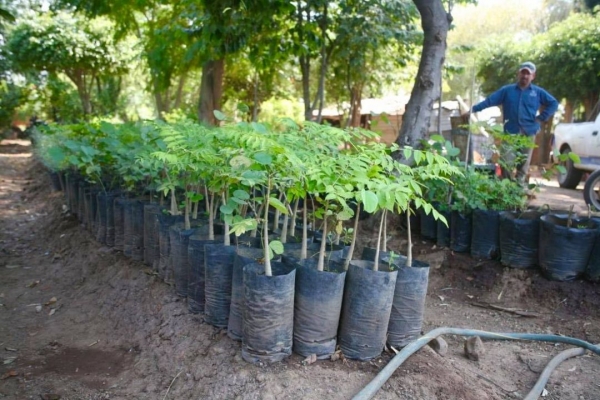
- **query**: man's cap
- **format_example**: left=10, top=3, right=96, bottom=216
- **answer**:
left=519, top=61, right=536, bottom=73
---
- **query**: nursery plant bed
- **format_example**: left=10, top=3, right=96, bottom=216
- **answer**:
left=1, top=141, right=599, bottom=400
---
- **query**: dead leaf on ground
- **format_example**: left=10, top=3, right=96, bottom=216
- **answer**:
left=26, top=280, right=40, bottom=288
left=48, top=309, right=56, bottom=316
left=0, top=370, right=17, bottom=380
left=302, top=354, right=317, bottom=366
left=3, top=357, right=17, bottom=365
left=331, top=350, right=342, bottom=362
left=5, top=348, right=17, bottom=352
left=44, top=297, right=57, bottom=306
left=35, top=305, right=42, bottom=313
left=466, top=276, right=474, bottom=281
left=143, top=269, right=158, bottom=276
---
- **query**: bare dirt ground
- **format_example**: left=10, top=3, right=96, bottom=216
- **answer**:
left=1, top=139, right=599, bottom=400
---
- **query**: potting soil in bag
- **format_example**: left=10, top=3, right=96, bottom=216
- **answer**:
left=539, top=215, right=598, bottom=281
left=361, top=247, right=398, bottom=263
left=282, top=243, right=345, bottom=266
left=204, top=244, right=237, bottom=328
left=450, top=211, right=471, bottom=253
left=293, top=258, right=346, bottom=358
left=228, top=247, right=265, bottom=341
left=339, top=260, right=397, bottom=361
left=471, top=209, right=500, bottom=259
left=242, top=261, right=296, bottom=364
left=499, top=211, right=543, bottom=269
left=385, top=258, right=429, bottom=348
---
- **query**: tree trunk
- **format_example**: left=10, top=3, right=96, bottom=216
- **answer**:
left=174, top=72, right=187, bottom=110
left=584, top=92, right=599, bottom=121
left=563, top=100, right=575, bottom=123
left=68, top=71, right=92, bottom=118
left=298, top=0, right=313, bottom=122
left=348, top=85, right=362, bottom=127
left=314, top=2, right=329, bottom=124
left=198, top=59, right=225, bottom=126
left=252, top=73, right=259, bottom=122
left=154, top=91, right=166, bottom=119
left=395, top=0, right=452, bottom=152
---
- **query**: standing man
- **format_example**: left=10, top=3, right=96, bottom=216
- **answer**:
left=468, top=61, right=559, bottom=182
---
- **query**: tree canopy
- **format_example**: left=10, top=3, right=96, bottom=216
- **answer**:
left=6, top=10, right=125, bottom=117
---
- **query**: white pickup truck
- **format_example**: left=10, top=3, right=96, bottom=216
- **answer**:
left=552, top=112, right=600, bottom=209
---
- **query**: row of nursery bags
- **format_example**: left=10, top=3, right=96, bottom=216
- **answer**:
left=62, top=181, right=430, bottom=363
left=418, top=208, right=600, bottom=282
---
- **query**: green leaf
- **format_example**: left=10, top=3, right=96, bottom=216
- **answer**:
left=414, top=150, right=423, bottom=164
left=447, top=146, right=460, bottom=157
left=228, top=218, right=257, bottom=236
left=269, top=196, right=288, bottom=214
left=47, top=146, right=66, bottom=165
left=568, top=153, right=581, bottom=163
left=337, top=208, right=354, bottom=221
left=213, top=110, right=227, bottom=121
left=189, top=193, right=203, bottom=202
left=220, top=204, right=235, bottom=215
left=230, top=197, right=247, bottom=205
left=269, top=240, right=284, bottom=255
left=250, top=122, right=268, bottom=134
left=241, top=170, right=265, bottom=186
left=361, top=190, right=379, bottom=213
left=233, top=189, right=250, bottom=200
left=254, top=152, right=272, bottom=165
left=237, top=103, right=250, bottom=113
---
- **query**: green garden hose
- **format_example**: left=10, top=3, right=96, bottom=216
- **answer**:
left=523, top=345, right=595, bottom=400
left=352, top=327, right=600, bottom=400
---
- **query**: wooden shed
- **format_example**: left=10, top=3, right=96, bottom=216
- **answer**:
left=315, top=97, right=469, bottom=145
left=315, top=96, right=409, bottom=145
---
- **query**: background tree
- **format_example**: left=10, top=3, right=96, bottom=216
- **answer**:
left=187, top=0, right=295, bottom=125
left=534, top=12, right=600, bottom=121
left=394, top=0, right=452, bottom=150
left=328, top=0, right=419, bottom=127
left=53, top=0, right=198, bottom=118
left=6, top=11, right=125, bottom=118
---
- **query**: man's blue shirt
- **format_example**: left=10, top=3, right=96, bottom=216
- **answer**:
left=472, top=83, right=558, bottom=136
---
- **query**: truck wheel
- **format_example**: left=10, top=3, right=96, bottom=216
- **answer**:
left=583, top=169, right=600, bottom=211
left=557, top=147, right=583, bottom=189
